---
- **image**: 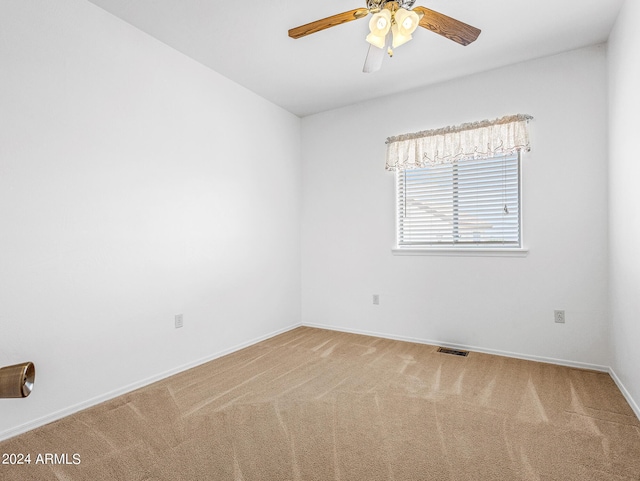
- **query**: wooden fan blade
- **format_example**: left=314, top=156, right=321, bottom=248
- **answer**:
left=413, top=6, right=481, bottom=46
left=288, top=8, right=369, bottom=39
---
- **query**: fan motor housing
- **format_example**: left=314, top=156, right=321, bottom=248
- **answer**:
left=367, top=0, right=416, bottom=12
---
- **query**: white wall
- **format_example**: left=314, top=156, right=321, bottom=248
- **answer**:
left=608, top=0, right=640, bottom=414
left=0, top=0, right=301, bottom=438
left=301, top=46, right=609, bottom=368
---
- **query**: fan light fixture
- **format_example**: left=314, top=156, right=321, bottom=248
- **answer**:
left=391, top=8, right=419, bottom=47
left=365, top=9, right=392, bottom=48
left=366, top=6, right=419, bottom=50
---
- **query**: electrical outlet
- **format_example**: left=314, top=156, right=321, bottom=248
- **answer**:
left=373, top=294, right=380, bottom=305
left=554, top=310, right=565, bottom=324
left=175, top=314, right=183, bottom=329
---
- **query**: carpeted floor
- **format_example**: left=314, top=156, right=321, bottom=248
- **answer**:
left=1, top=326, right=639, bottom=480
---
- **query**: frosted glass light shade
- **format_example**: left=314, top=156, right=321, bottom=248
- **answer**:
left=366, top=9, right=391, bottom=48
left=392, top=8, right=419, bottom=48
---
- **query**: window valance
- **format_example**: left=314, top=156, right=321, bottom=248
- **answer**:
left=385, top=114, right=533, bottom=171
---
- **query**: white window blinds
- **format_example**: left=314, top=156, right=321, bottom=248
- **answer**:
left=397, top=152, right=521, bottom=248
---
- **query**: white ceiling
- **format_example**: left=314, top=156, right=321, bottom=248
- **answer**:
left=86, top=0, right=623, bottom=117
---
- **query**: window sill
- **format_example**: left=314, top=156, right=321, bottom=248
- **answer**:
left=392, top=247, right=529, bottom=257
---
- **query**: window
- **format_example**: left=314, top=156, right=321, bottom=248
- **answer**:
left=396, top=152, right=521, bottom=250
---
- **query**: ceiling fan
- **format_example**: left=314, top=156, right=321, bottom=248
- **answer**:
left=288, top=0, right=481, bottom=73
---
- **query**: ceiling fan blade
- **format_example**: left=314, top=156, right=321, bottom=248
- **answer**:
left=288, top=8, right=369, bottom=39
left=412, top=6, right=481, bottom=46
left=363, top=45, right=385, bottom=73
left=363, top=32, right=391, bottom=73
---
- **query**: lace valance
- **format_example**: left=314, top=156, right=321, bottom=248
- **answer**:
left=385, top=114, right=533, bottom=171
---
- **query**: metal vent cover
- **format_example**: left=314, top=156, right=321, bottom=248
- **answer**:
left=437, top=347, right=469, bottom=357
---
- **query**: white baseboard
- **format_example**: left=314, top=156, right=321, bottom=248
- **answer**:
left=0, top=322, right=302, bottom=442
left=303, top=322, right=611, bottom=372
left=608, top=367, right=640, bottom=421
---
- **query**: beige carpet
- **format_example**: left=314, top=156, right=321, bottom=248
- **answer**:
left=1, top=326, right=639, bottom=480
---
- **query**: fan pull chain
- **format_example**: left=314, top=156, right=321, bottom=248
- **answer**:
left=503, top=153, right=509, bottom=215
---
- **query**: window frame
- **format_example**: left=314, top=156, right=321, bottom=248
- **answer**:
left=392, top=151, right=528, bottom=257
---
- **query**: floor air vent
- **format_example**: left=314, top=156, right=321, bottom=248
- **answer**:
left=437, top=347, right=469, bottom=357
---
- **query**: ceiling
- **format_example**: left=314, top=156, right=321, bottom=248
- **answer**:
left=86, top=0, right=624, bottom=117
